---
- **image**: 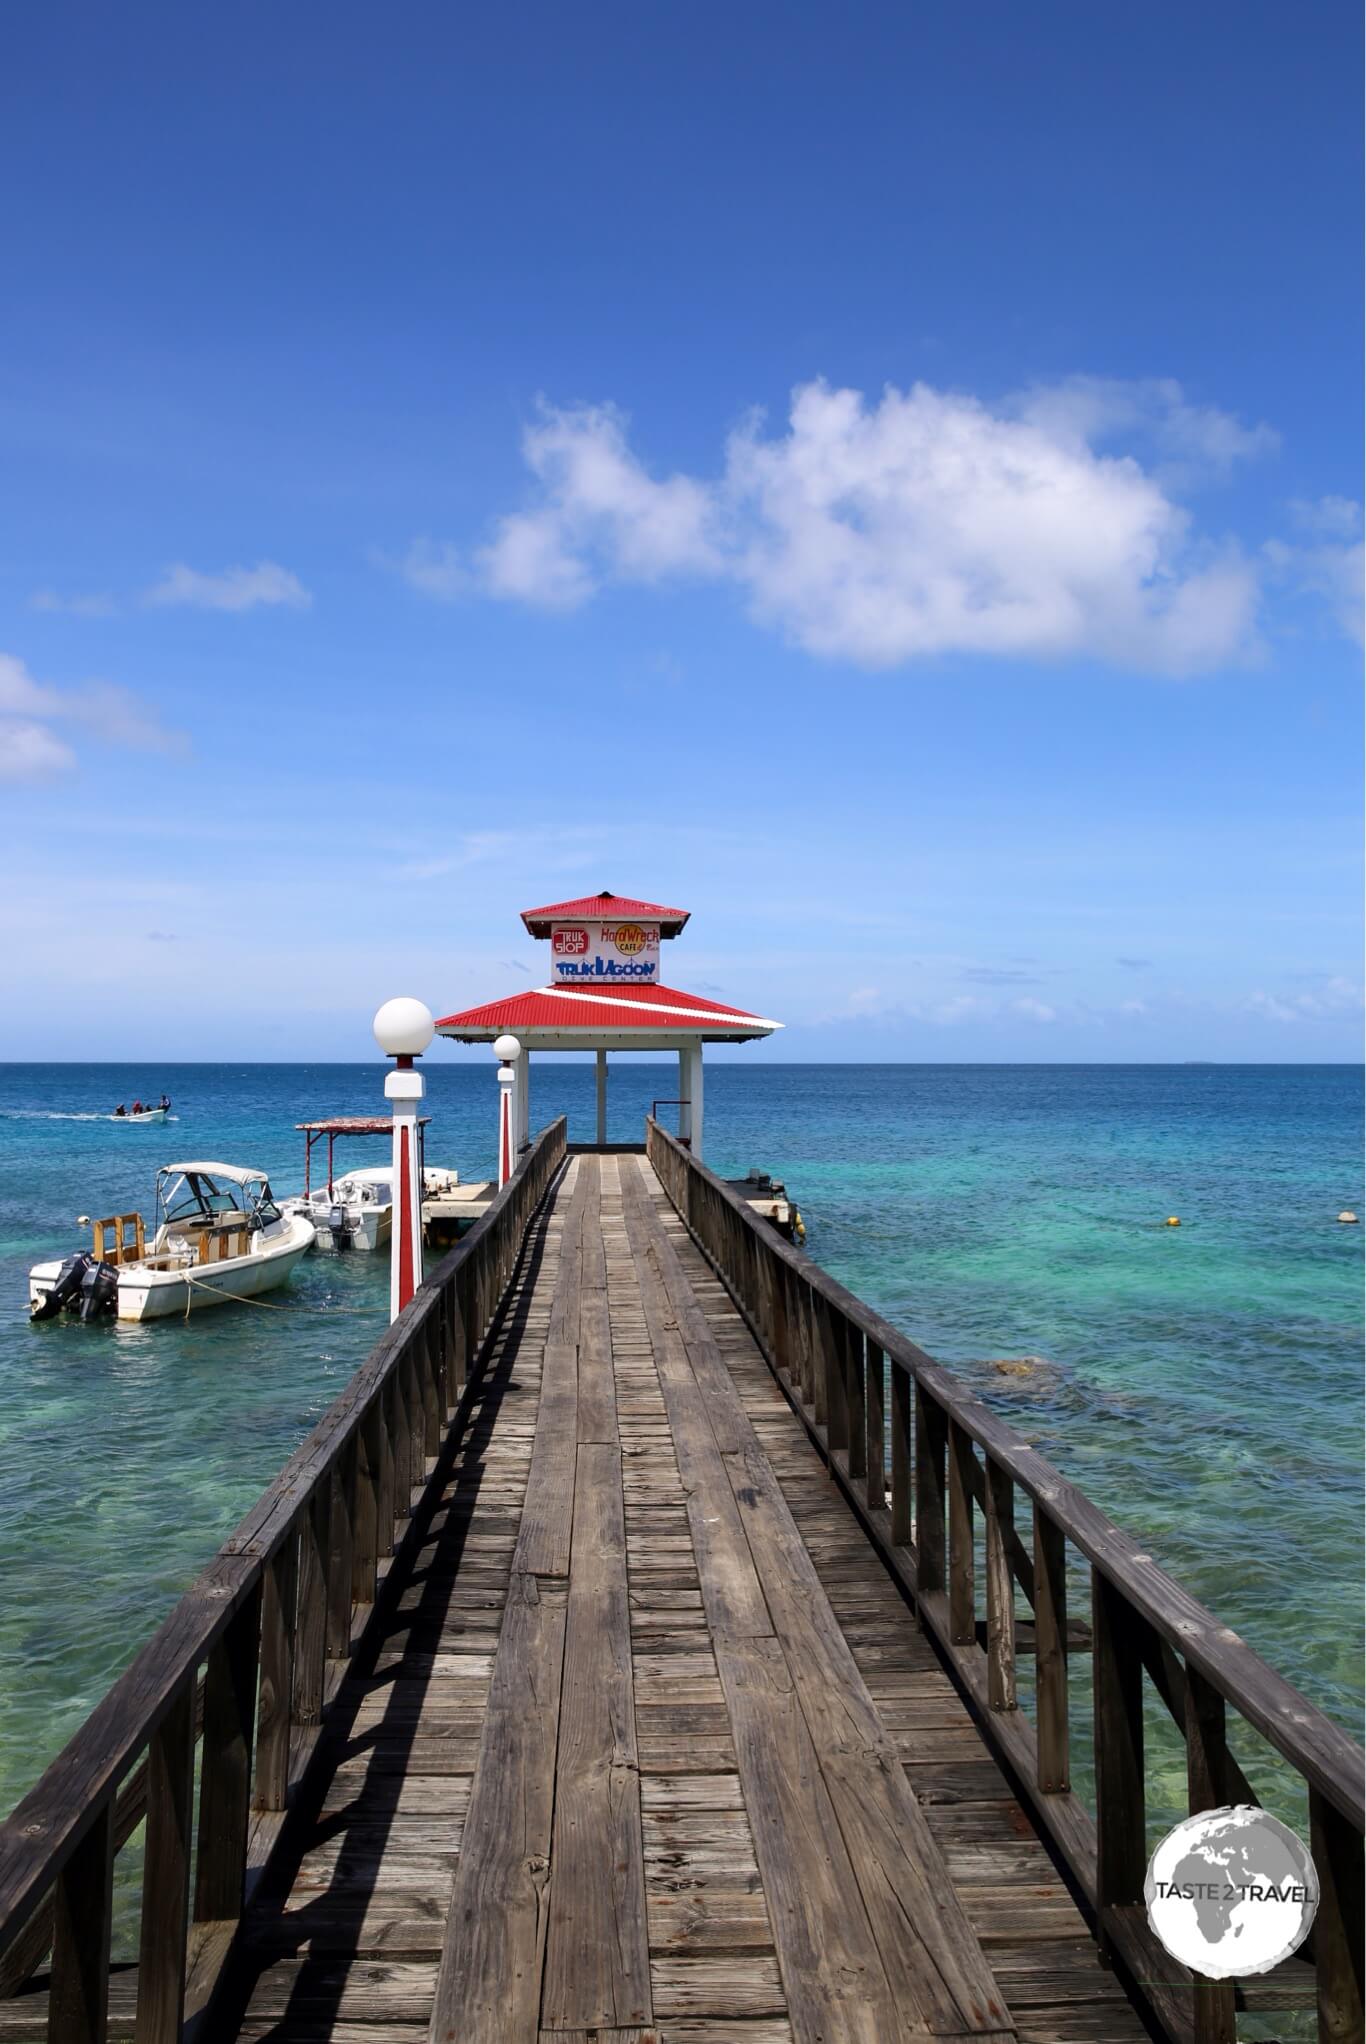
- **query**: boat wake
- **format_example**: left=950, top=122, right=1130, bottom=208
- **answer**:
left=0, top=1110, right=180, bottom=1122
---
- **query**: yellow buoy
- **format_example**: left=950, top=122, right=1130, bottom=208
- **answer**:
left=1165, top=1216, right=1181, bottom=1227
left=1338, top=1210, right=1359, bottom=1225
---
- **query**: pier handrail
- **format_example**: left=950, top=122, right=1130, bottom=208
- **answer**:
left=647, top=1118, right=1365, bottom=2044
left=0, top=1116, right=568, bottom=2029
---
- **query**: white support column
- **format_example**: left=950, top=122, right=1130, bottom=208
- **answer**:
left=677, top=1047, right=691, bottom=1146
left=686, top=1042, right=705, bottom=1160
left=492, top=1034, right=523, bottom=1189
left=596, top=1048, right=608, bottom=1146
left=516, top=1048, right=531, bottom=1153
left=385, top=1060, right=426, bottom=1322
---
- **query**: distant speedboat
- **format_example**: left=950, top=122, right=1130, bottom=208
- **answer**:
left=111, top=1097, right=172, bottom=1123
left=29, top=1161, right=315, bottom=1322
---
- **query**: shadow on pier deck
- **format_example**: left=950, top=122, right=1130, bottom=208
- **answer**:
left=0, top=1125, right=1360, bottom=2044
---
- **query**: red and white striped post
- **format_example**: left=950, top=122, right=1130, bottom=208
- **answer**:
left=373, top=997, right=435, bottom=1322
left=493, top=1033, right=522, bottom=1190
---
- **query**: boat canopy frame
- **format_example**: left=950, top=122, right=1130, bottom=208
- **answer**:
left=155, top=1166, right=282, bottom=1236
left=296, top=1117, right=430, bottom=1198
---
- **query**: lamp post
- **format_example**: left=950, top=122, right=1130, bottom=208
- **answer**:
left=373, top=996, right=435, bottom=1322
left=493, top=1033, right=522, bottom=1189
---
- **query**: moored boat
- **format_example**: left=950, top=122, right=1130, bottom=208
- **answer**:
left=283, top=1163, right=462, bottom=1252
left=28, top=1161, right=315, bottom=1322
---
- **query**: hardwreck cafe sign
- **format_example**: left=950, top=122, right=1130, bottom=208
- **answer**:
left=551, top=920, right=661, bottom=984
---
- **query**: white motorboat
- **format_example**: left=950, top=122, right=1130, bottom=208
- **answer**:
left=111, top=1105, right=171, bottom=1124
left=284, top=1167, right=394, bottom=1253
left=283, top=1164, right=461, bottom=1253
left=29, top=1161, right=315, bottom=1322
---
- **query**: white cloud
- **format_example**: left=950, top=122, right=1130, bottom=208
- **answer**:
left=145, top=561, right=311, bottom=611
left=1012, top=997, right=1058, bottom=1022
left=392, top=539, right=468, bottom=601
left=475, top=402, right=720, bottom=607
left=0, top=652, right=185, bottom=782
left=406, top=378, right=1272, bottom=674
left=30, top=588, right=118, bottom=618
left=1265, top=499, right=1363, bottom=644
left=1017, top=376, right=1278, bottom=483
left=0, top=721, right=78, bottom=782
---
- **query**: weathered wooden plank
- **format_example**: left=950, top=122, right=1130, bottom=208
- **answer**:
left=723, top=1444, right=1013, bottom=2038
left=193, top=1581, right=261, bottom=1926
left=427, top=1570, right=567, bottom=2043
left=133, top=1683, right=195, bottom=2044
left=713, top=1633, right=899, bottom=2042
left=541, top=1440, right=652, bottom=2031
left=48, top=1801, right=113, bottom=2044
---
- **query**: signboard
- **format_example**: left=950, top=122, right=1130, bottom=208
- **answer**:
left=552, top=920, right=660, bottom=984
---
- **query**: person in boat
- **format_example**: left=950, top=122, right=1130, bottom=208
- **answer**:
left=114, top=1104, right=127, bottom=1117
left=132, top=1099, right=144, bottom=1115
left=158, top=1094, right=170, bottom=1111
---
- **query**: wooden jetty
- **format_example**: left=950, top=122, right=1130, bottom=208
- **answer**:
left=0, top=1119, right=1361, bottom=2044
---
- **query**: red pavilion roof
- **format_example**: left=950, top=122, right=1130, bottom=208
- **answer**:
left=436, top=981, right=780, bottom=1042
left=519, top=890, right=689, bottom=939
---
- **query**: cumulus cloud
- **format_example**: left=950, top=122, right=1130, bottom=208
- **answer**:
left=0, top=652, right=185, bottom=783
left=145, top=561, right=311, bottom=611
left=30, top=588, right=118, bottom=618
left=1264, top=498, right=1364, bottom=645
left=403, top=377, right=1280, bottom=674
left=475, top=402, right=720, bottom=607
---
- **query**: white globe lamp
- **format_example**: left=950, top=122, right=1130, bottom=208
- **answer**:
left=373, top=997, right=435, bottom=1059
left=493, top=1032, right=522, bottom=1065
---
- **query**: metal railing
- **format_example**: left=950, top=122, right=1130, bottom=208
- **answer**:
left=646, top=1118, right=1365, bottom=2044
left=0, top=1117, right=568, bottom=2037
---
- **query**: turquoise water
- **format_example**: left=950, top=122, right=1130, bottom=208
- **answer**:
left=1, top=1061, right=1361, bottom=1834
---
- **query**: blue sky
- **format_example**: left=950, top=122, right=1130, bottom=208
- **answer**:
left=2, top=1, right=1361, bottom=1061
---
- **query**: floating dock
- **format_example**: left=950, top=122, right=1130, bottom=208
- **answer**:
left=0, top=1121, right=1360, bottom=2044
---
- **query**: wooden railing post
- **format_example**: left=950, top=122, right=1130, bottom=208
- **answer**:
left=1310, top=1786, right=1364, bottom=2044
left=376, top=1374, right=396, bottom=1553
left=134, top=1681, right=195, bottom=2044
left=1182, top=1665, right=1236, bottom=2042
left=193, top=1581, right=262, bottom=1926
left=49, top=1800, right=113, bottom=2044
left=890, top=1362, right=912, bottom=1547
left=293, top=1479, right=329, bottom=1727
left=947, top=1420, right=976, bottom=1646
left=254, top=1529, right=299, bottom=1811
left=817, top=1295, right=847, bottom=1448
left=326, top=1443, right=355, bottom=1661
left=984, top=1458, right=1017, bottom=1711
left=845, top=1319, right=866, bottom=1480
left=914, top=1385, right=947, bottom=1600
left=864, top=1340, right=886, bottom=1515
left=1092, top=1570, right=1146, bottom=1961
left=1033, top=1506, right=1069, bottom=1793
left=352, top=1399, right=381, bottom=1606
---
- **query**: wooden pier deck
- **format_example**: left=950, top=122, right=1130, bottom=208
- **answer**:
left=204, top=1153, right=1131, bottom=2044
left=0, top=1119, right=1360, bottom=2044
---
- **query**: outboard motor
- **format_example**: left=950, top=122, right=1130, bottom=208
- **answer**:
left=78, top=1259, right=120, bottom=1322
left=30, top=1251, right=95, bottom=1320
left=328, top=1203, right=354, bottom=1250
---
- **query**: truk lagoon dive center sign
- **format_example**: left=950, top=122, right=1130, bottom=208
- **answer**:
left=551, top=921, right=661, bottom=984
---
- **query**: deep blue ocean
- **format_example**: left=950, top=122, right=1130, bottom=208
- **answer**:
left=1, top=1061, right=1361, bottom=1841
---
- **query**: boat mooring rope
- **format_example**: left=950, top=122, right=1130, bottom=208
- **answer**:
left=180, top=1270, right=379, bottom=1320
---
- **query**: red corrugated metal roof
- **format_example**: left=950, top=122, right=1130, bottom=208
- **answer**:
left=436, top=981, right=780, bottom=1040
left=519, top=890, right=689, bottom=938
